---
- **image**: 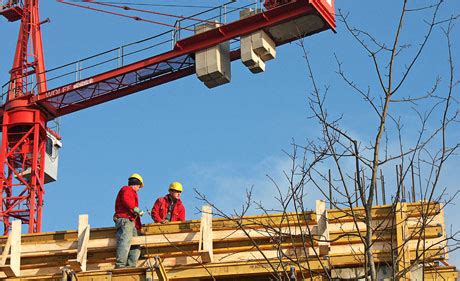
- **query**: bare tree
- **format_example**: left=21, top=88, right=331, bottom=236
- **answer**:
left=196, top=1, right=459, bottom=280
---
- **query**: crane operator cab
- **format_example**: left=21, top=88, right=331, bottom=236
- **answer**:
left=15, top=131, right=62, bottom=184
left=44, top=131, right=62, bottom=183
left=0, top=0, right=22, bottom=22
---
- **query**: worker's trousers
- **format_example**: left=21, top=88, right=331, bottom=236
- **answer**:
left=114, top=217, right=140, bottom=268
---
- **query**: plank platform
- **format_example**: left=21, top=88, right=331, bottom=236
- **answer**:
left=0, top=201, right=457, bottom=280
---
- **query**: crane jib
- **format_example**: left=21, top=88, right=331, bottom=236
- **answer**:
left=35, top=0, right=335, bottom=117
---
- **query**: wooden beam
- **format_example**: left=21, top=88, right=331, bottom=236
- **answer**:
left=395, top=202, right=411, bottom=280
left=0, top=232, right=11, bottom=266
left=315, top=200, right=329, bottom=256
left=438, top=206, right=449, bottom=260
left=155, top=256, right=169, bottom=281
left=424, top=265, right=458, bottom=280
left=166, top=259, right=328, bottom=279
left=328, top=202, right=441, bottom=223
left=0, top=220, right=21, bottom=277
left=69, top=214, right=90, bottom=272
left=198, top=205, right=213, bottom=263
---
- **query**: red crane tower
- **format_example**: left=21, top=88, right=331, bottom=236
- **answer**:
left=0, top=0, right=335, bottom=234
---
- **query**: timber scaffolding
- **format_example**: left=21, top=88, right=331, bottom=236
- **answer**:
left=0, top=201, right=457, bottom=280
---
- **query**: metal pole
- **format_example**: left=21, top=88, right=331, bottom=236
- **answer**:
left=75, top=62, right=78, bottom=81
left=219, top=6, right=222, bottom=24
left=118, top=46, right=124, bottom=67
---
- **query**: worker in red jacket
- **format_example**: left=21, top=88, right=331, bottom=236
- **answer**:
left=151, top=182, right=186, bottom=223
left=113, top=173, right=145, bottom=268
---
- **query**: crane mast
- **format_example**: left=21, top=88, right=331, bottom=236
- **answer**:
left=0, top=0, right=335, bottom=234
left=0, top=0, right=49, bottom=234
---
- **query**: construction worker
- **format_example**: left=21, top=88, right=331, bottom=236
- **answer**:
left=151, top=182, right=186, bottom=223
left=113, top=173, right=145, bottom=268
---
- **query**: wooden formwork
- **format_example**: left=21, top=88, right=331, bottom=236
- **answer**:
left=0, top=201, right=457, bottom=280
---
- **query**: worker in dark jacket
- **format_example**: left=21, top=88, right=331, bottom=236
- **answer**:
left=151, top=182, right=186, bottom=223
left=113, top=173, right=145, bottom=268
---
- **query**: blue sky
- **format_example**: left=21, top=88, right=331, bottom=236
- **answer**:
left=1, top=0, right=459, bottom=265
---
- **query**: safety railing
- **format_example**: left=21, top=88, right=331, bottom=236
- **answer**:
left=1, top=0, right=262, bottom=105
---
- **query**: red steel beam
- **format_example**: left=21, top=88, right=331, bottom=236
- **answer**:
left=56, top=65, right=195, bottom=116
left=52, top=50, right=238, bottom=116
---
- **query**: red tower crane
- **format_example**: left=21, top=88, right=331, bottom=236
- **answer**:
left=0, top=0, right=335, bottom=234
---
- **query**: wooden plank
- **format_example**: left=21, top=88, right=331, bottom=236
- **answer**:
left=327, top=202, right=441, bottom=223
left=166, top=259, right=328, bottom=279
left=424, top=266, right=458, bottom=280
left=77, top=215, right=90, bottom=271
left=0, top=214, right=316, bottom=248
left=329, top=241, right=393, bottom=255
left=0, top=220, right=21, bottom=277
left=19, top=227, right=287, bottom=253
left=395, top=202, right=411, bottom=280
left=0, top=248, right=326, bottom=278
left=0, top=233, right=11, bottom=266
left=155, top=256, right=169, bottom=281
left=0, top=257, right=328, bottom=280
left=327, top=219, right=393, bottom=233
left=14, top=225, right=321, bottom=259
left=327, top=224, right=442, bottom=245
left=198, top=205, right=213, bottom=263
left=328, top=248, right=440, bottom=265
left=437, top=206, right=448, bottom=260
left=10, top=220, right=21, bottom=277
left=78, top=224, right=90, bottom=269
left=69, top=214, right=91, bottom=272
left=329, top=251, right=391, bottom=266
left=315, top=200, right=329, bottom=256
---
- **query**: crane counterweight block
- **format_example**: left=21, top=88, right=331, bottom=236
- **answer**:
left=195, top=22, right=231, bottom=88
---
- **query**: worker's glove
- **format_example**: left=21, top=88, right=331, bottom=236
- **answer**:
left=133, top=207, right=144, bottom=217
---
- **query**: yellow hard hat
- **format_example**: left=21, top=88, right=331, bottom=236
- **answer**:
left=169, top=182, right=183, bottom=192
left=129, top=173, right=144, bottom=187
